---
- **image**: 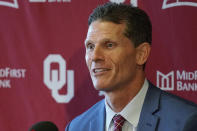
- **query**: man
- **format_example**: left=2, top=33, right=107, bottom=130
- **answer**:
left=66, top=2, right=197, bottom=131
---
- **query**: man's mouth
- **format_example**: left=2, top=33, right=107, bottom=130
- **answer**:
left=94, top=68, right=109, bottom=73
left=92, top=68, right=111, bottom=75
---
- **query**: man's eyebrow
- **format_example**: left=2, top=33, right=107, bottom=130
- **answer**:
left=84, top=39, right=93, bottom=45
left=101, top=38, right=110, bottom=42
left=84, top=38, right=117, bottom=45
left=101, top=38, right=117, bottom=44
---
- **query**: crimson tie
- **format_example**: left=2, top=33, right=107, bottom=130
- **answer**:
left=113, top=114, right=126, bottom=131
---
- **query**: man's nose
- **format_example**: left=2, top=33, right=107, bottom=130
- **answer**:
left=92, top=46, right=104, bottom=62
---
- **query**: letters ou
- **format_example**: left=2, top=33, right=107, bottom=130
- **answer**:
left=0, top=0, right=18, bottom=8
left=109, top=0, right=138, bottom=7
left=44, top=54, right=74, bottom=103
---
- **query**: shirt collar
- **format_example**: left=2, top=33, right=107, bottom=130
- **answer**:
left=105, top=79, right=149, bottom=129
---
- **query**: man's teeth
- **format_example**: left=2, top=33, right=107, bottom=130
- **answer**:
left=94, top=69, right=108, bottom=73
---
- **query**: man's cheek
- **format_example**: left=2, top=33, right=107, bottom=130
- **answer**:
left=85, top=57, right=90, bottom=67
left=87, top=61, right=91, bottom=71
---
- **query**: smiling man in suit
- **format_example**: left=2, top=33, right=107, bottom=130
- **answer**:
left=65, top=2, right=197, bottom=131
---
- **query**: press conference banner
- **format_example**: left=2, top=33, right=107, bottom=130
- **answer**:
left=0, top=0, right=197, bottom=131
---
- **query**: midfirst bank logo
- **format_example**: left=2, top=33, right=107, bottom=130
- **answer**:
left=157, top=70, right=197, bottom=91
left=43, top=54, right=74, bottom=103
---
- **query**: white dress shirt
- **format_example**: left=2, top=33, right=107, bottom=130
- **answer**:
left=105, top=79, right=149, bottom=131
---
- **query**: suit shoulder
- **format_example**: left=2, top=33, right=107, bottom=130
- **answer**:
left=148, top=82, right=197, bottom=110
left=74, top=99, right=105, bottom=121
left=160, top=89, right=197, bottom=111
left=66, top=99, right=105, bottom=130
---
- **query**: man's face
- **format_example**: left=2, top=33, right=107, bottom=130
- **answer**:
left=85, top=21, right=139, bottom=92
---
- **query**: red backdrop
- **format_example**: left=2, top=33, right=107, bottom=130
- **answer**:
left=0, top=0, right=197, bottom=131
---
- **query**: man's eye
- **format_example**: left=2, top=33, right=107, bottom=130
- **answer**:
left=106, top=43, right=114, bottom=48
left=87, top=44, right=95, bottom=50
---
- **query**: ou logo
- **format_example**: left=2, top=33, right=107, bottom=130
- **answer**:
left=44, top=54, right=74, bottom=103
left=109, top=0, right=138, bottom=7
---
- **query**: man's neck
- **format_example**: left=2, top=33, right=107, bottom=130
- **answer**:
left=105, top=74, right=145, bottom=113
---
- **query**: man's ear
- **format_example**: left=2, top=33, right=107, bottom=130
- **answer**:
left=136, top=42, right=151, bottom=65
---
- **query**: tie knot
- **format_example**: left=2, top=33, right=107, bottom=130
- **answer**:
left=113, top=114, right=126, bottom=131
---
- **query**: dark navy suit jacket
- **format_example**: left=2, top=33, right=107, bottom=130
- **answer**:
left=65, top=83, right=197, bottom=131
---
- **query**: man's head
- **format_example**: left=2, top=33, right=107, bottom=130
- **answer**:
left=85, top=2, right=151, bottom=92
left=88, top=2, right=152, bottom=47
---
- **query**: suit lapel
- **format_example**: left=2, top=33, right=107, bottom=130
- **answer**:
left=89, top=100, right=106, bottom=131
left=138, top=83, right=161, bottom=131
left=88, top=83, right=161, bottom=131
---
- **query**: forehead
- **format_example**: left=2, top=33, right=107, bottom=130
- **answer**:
left=85, top=21, right=126, bottom=43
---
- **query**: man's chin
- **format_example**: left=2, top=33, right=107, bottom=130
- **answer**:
left=94, top=85, right=114, bottom=92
